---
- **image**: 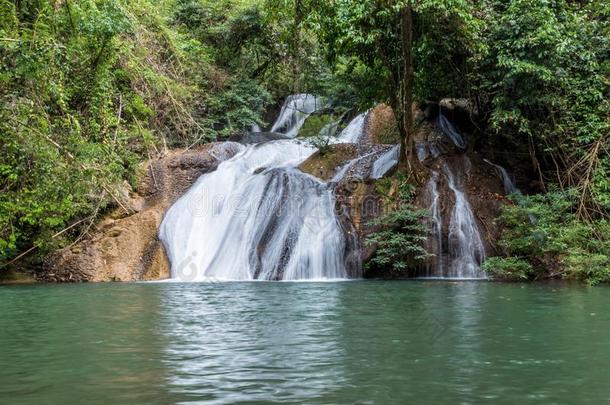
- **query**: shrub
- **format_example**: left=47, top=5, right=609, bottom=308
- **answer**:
left=489, top=190, right=610, bottom=284
left=482, top=257, right=534, bottom=280
left=365, top=181, right=429, bottom=274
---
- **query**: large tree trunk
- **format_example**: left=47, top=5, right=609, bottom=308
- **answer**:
left=392, top=5, right=415, bottom=170
left=401, top=5, right=414, bottom=165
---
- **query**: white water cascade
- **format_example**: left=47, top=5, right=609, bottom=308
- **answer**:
left=424, top=171, right=443, bottom=276
left=335, top=112, right=366, bottom=144
left=419, top=109, right=487, bottom=279
left=270, top=94, right=326, bottom=138
left=159, top=96, right=371, bottom=281
left=484, top=159, right=519, bottom=195
left=370, top=145, right=400, bottom=180
left=436, top=109, right=466, bottom=150
left=444, top=162, right=486, bottom=278
left=422, top=163, right=486, bottom=279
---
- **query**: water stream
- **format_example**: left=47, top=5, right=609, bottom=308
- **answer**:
left=484, top=158, right=519, bottom=195
left=444, top=161, right=486, bottom=278
left=161, top=96, right=490, bottom=281
left=420, top=111, right=487, bottom=279
left=160, top=97, right=386, bottom=281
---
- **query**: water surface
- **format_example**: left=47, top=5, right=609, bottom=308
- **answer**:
left=1, top=281, right=609, bottom=403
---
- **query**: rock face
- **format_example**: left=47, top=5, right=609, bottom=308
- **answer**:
left=41, top=143, right=242, bottom=282
left=298, top=144, right=358, bottom=181
left=42, top=102, right=509, bottom=282
left=300, top=103, right=507, bottom=277
left=413, top=153, right=505, bottom=258
left=298, top=109, right=400, bottom=264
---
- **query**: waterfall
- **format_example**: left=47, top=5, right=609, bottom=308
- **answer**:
left=416, top=141, right=442, bottom=162
left=159, top=96, right=359, bottom=281
left=270, top=94, right=326, bottom=138
left=436, top=110, right=466, bottom=150
left=443, top=162, right=486, bottom=279
left=416, top=109, right=488, bottom=279
left=370, top=145, right=400, bottom=179
left=483, top=159, right=538, bottom=225
left=483, top=159, right=519, bottom=195
left=159, top=139, right=350, bottom=281
left=424, top=171, right=443, bottom=277
left=335, top=112, right=366, bottom=144
left=422, top=165, right=485, bottom=279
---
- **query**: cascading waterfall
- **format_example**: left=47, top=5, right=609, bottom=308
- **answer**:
left=483, top=159, right=538, bottom=225
left=370, top=145, right=400, bottom=180
left=159, top=95, right=373, bottom=281
left=483, top=159, right=519, bottom=195
left=436, top=109, right=466, bottom=150
left=270, top=94, right=326, bottom=138
left=335, top=112, right=366, bottom=144
left=419, top=110, right=488, bottom=279
left=443, top=161, right=486, bottom=278
left=424, top=171, right=443, bottom=277
left=422, top=163, right=486, bottom=279
left=416, top=141, right=442, bottom=162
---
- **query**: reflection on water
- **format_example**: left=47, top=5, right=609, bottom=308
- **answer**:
left=161, top=283, right=346, bottom=402
left=1, top=281, right=610, bottom=403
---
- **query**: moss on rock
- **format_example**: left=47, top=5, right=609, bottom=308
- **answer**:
left=299, top=144, right=358, bottom=180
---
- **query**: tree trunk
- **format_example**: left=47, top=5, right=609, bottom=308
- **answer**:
left=292, top=0, right=304, bottom=93
left=400, top=5, right=414, bottom=166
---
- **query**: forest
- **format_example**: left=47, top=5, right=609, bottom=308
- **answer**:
left=1, top=0, right=609, bottom=283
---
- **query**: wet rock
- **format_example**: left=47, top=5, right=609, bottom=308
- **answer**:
left=298, top=144, right=358, bottom=181
left=232, top=131, right=289, bottom=144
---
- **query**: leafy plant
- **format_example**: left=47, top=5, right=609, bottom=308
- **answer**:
left=488, top=191, right=610, bottom=284
left=365, top=180, right=429, bottom=274
left=482, top=257, right=534, bottom=280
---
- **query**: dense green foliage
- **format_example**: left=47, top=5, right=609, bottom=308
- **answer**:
left=365, top=181, right=429, bottom=274
left=473, top=0, right=610, bottom=215
left=0, top=0, right=329, bottom=265
left=1, top=0, right=193, bottom=261
left=1, top=0, right=609, bottom=283
left=485, top=191, right=610, bottom=284
left=311, top=0, right=480, bottom=104
left=473, top=1, right=610, bottom=284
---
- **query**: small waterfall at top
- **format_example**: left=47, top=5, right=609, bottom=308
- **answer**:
left=270, top=94, right=326, bottom=138
left=370, top=145, right=400, bottom=180
left=419, top=108, right=487, bottom=279
left=483, top=159, right=537, bottom=225
left=335, top=112, right=366, bottom=144
left=159, top=96, right=388, bottom=281
left=436, top=109, right=466, bottom=150
left=483, top=159, right=519, bottom=195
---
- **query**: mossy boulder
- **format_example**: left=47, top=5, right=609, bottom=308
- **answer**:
left=299, top=144, right=358, bottom=181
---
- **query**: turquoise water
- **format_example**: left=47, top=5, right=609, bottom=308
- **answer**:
left=1, top=281, right=609, bottom=404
